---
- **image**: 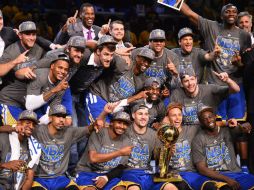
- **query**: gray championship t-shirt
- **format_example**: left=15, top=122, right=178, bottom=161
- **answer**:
left=33, top=125, right=88, bottom=178
left=171, top=84, right=228, bottom=126
left=198, top=16, right=251, bottom=85
left=172, top=47, right=207, bottom=83
left=0, top=41, right=44, bottom=107
left=169, top=125, right=198, bottom=171
left=192, top=127, right=241, bottom=172
left=76, top=128, right=130, bottom=173
left=89, top=55, right=129, bottom=102
left=125, top=125, right=160, bottom=172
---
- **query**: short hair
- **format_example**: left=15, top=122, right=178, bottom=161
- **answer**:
left=238, top=11, right=253, bottom=24
left=97, top=43, right=116, bottom=52
left=79, top=3, right=94, bottom=13
left=109, top=20, right=124, bottom=30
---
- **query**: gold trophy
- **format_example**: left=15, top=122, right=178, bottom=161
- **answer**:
left=154, top=123, right=182, bottom=182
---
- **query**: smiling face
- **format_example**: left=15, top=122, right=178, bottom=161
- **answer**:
left=110, top=22, right=125, bottom=42
left=96, top=46, right=115, bottom=68
left=238, top=15, right=252, bottom=33
left=199, top=110, right=216, bottom=131
left=111, top=120, right=128, bottom=135
left=19, top=120, right=36, bottom=137
left=50, top=60, right=69, bottom=81
left=221, top=7, right=238, bottom=25
left=145, top=83, right=161, bottom=103
left=81, top=6, right=95, bottom=28
left=68, top=47, right=84, bottom=65
left=149, top=39, right=165, bottom=54
left=132, top=108, right=149, bottom=129
left=181, top=75, right=198, bottom=95
left=19, top=31, right=37, bottom=49
left=135, top=56, right=152, bottom=73
left=179, top=35, right=193, bottom=53
left=167, top=107, right=183, bottom=130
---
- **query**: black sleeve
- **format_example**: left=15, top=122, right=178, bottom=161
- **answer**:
left=53, top=30, right=70, bottom=45
left=106, top=164, right=127, bottom=181
left=36, top=36, right=52, bottom=51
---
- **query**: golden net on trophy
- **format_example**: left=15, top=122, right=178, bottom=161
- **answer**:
left=154, top=123, right=182, bottom=182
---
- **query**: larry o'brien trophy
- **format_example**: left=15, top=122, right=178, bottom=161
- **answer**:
left=154, top=123, right=182, bottom=182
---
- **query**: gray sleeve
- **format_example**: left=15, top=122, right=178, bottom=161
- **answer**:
left=170, top=88, right=180, bottom=103
left=113, top=55, right=128, bottom=76
left=26, top=70, right=44, bottom=95
left=70, top=127, right=90, bottom=144
left=0, top=47, right=14, bottom=64
left=198, top=16, right=218, bottom=41
left=211, top=85, right=229, bottom=100
left=191, top=134, right=206, bottom=165
left=197, top=48, right=208, bottom=62
left=87, top=130, right=103, bottom=151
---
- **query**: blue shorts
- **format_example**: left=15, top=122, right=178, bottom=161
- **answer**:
left=76, top=172, right=121, bottom=190
left=180, top=171, right=254, bottom=190
left=32, top=176, right=78, bottom=190
left=121, top=169, right=154, bottom=190
left=0, top=104, right=23, bottom=125
left=84, top=92, right=111, bottom=125
left=217, top=83, right=246, bottom=121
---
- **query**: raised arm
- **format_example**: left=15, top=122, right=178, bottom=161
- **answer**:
left=180, top=2, right=200, bottom=26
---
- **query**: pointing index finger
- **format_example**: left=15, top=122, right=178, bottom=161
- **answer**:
left=107, top=19, right=111, bottom=26
left=73, top=10, right=78, bottom=18
left=212, top=71, right=220, bottom=76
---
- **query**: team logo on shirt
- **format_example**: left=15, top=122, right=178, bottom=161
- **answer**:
left=205, top=141, right=231, bottom=171
left=170, top=140, right=191, bottom=171
left=98, top=146, right=122, bottom=170
left=216, top=35, right=240, bottom=70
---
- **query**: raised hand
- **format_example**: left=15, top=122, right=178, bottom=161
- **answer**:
left=166, top=57, right=178, bottom=76
left=119, top=145, right=134, bottom=156
left=212, top=71, right=229, bottom=83
left=14, top=50, right=29, bottom=65
left=66, top=10, right=78, bottom=26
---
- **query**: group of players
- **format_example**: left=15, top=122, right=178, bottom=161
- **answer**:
left=0, top=1, right=254, bottom=190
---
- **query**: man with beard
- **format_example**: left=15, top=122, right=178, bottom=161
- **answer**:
left=54, top=3, right=109, bottom=44
left=113, top=102, right=177, bottom=190
left=180, top=3, right=251, bottom=127
left=172, top=27, right=221, bottom=83
left=25, top=52, right=71, bottom=123
left=190, top=105, right=254, bottom=190
left=86, top=47, right=154, bottom=124
left=31, top=104, right=102, bottom=190
left=171, top=68, right=239, bottom=127
left=0, top=110, right=39, bottom=190
left=75, top=103, right=133, bottom=190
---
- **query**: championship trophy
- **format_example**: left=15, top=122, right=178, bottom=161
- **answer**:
left=14, top=162, right=28, bottom=190
left=154, top=123, right=182, bottom=182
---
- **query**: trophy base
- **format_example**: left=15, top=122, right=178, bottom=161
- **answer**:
left=153, top=173, right=182, bottom=183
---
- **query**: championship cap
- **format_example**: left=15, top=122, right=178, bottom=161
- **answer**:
left=19, top=110, right=38, bottom=123
left=149, top=29, right=166, bottom=40
left=67, top=36, right=86, bottom=49
left=48, top=51, right=70, bottom=64
left=144, top=77, right=161, bottom=88
left=112, top=111, right=131, bottom=124
left=221, top=3, right=238, bottom=15
left=131, top=102, right=149, bottom=113
left=97, top=35, right=117, bottom=46
left=179, top=67, right=196, bottom=80
left=197, top=105, right=214, bottom=118
left=167, top=102, right=183, bottom=113
left=19, top=21, right=37, bottom=33
left=138, top=48, right=155, bottom=61
left=178, top=27, right=194, bottom=40
left=49, top=105, right=67, bottom=116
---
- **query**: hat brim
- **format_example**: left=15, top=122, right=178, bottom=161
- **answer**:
left=49, top=113, right=67, bottom=117
left=167, top=104, right=183, bottom=113
left=111, top=118, right=131, bottom=125
left=198, top=107, right=214, bottom=118
left=179, top=33, right=194, bottom=40
left=19, top=117, right=39, bottom=124
left=149, top=37, right=166, bottom=41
